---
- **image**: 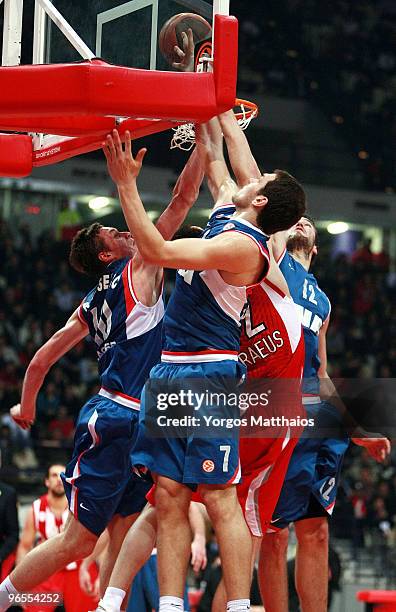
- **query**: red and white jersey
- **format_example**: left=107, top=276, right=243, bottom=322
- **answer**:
left=32, top=494, right=68, bottom=541
left=32, top=495, right=76, bottom=570
left=238, top=278, right=305, bottom=475
left=239, top=278, right=304, bottom=380
left=237, top=279, right=305, bottom=536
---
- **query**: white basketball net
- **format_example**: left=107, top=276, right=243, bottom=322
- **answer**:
left=170, top=101, right=258, bottom=151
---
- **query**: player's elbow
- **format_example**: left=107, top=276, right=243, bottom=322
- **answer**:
left=170, top=193, right=195, bottom=214
left=141, top=245, right=165, bottom=266
left=138, top=237, right=166, bottom=265
left=27, top=356, right=48, bottom=377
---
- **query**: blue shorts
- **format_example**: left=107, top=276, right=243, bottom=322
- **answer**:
left=132, top=360, right=245, bottom=487
left=61, top=394, right=151, bottom=536
left=269, top=401, right=350, bottom=531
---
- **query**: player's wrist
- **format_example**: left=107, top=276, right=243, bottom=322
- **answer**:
left=117, top=178, right=137, bottom=191
left=192, top=533, right=205, bottom=544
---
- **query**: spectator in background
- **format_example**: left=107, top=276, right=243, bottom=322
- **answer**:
left=56, top=200, right=82, bottom=242
left=0, top=426, right=17, bottom=484
left=0, top=481, right=19, bottom=582
left=350, top=483, right=368, bottom=550
left=36, top=383, right=61, bottom=423
left=287, top=544, right=342, bottom=611
left=351, top=238, right=374, bottom=267
left=16, top=464, right=98, bottom=612
left=47, top=406, right=75, bottom=441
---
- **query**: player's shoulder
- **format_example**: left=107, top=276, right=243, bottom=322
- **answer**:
left=81, top=285, right=96, bottom=310
left=209, top=204, right=236, bottom=221
left=203, top=204, right=236, bottom=237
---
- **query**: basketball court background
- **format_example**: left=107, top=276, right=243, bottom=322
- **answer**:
left=0, top=1, right=395, bottom=611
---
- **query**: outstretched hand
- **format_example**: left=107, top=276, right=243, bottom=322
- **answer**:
left=10, top=404, right=34, bottom=430
left=103, top=129, right=147, bottom=187
left=79, top=562, right=100, bottom=598
left=172, top=28, right=195, bottom=72
left=352, top=435, right=391, bottom=463
left=190, top=536, right=207, bottom=573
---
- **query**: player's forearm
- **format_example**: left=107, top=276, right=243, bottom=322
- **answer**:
left=117, top=181, right=167, bottom=263
left=189, top=503, right=206, bottom=541
left=218, top=110, right=261, bottom=186
left=156, top=149, right=204, bottom=240
left=196, top=120, right=229, bottom=201
left=20, top=360, right=49, bottom=419
left=319, top=373, right=358, bottom=437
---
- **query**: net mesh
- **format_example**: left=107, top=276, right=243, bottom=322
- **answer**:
left=170, top=100, right=258, bottom=151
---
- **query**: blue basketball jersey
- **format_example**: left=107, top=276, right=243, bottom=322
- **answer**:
left=78, top=257, right=164, bottom=405
left=279, top=250, right=331, bottom=394
left=163, top=205, right=270, bottom=357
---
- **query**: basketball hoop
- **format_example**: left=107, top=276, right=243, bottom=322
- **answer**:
left=170, top=98, right=259, bottom=151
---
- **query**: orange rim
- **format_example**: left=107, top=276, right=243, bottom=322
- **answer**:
left=234, top=98, right=259, bottom=120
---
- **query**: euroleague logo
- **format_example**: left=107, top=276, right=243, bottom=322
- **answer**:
left=202, top=459, right=215, bottom=473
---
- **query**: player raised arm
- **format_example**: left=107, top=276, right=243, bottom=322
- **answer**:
left=215, top=112, right=288, bottom=270
left=173, top=29, right=237, bottom=209
left=104, top=127, right=204, bottom=304
left=318, top=317, right=391, bottom=463
left=218, top=109, right=261, bottom=186
left=104, top=130, right=263, bottom=276
left=196, top=118, right=237, bottom=210
left=154, top=146, right=203, bottom=241
left=10, top=309, right=88, bottom=429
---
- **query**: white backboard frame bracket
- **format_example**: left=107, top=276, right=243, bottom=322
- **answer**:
left=2, top=0, right=24, bottom=66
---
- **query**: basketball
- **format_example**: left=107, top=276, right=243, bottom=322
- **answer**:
left=158, top=12, right=212, bottom=66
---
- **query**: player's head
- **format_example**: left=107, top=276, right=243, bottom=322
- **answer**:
left=45, top=464, right=66, bottom=497
left=232, top=170, right=306, bottom=234
left=69, top=223, right=135, bottom=276
left=287, top=215, right=318, bottom=259
left=173, top=225, right=204, bottom=239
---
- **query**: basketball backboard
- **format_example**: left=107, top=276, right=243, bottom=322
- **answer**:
left=0, top=0, right=236, bottom=177
left=44, top=0, right=218, bottom=70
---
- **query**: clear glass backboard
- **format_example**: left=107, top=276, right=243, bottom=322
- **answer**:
left=46, top=0, right=215, bottom=70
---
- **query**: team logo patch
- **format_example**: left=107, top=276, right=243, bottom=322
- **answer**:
left=202, top=459, right=215, bottom=473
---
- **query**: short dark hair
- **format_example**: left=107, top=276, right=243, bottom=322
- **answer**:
left=173, top=225, right=204, bottom=240
left=45, top=463, right=65, bottom=478
left=257, top=170, right=306, bottom=235
left=69, top=223, right=107, bottom=277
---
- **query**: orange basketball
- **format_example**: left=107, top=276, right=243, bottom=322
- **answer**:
left=158, top=12, right=212, bottom=66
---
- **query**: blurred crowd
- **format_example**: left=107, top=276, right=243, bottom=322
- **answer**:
left=314, top=239, right=396, bottom=378
left=0, top=219, right=96, bottom=474
left=333, top=443, right=396, bottom=572
left=237, top=0, right=396, bottom=190
left=0, top=219, right=394, bottom=558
